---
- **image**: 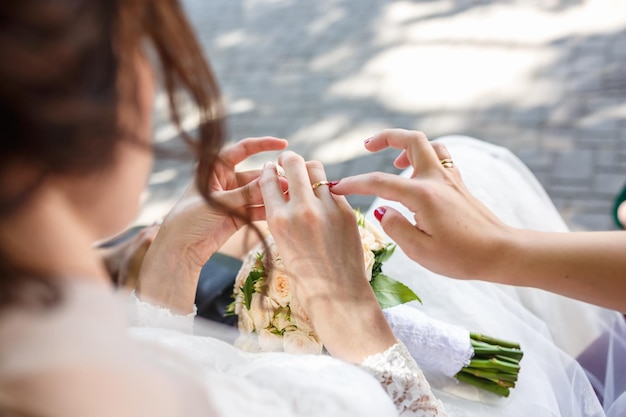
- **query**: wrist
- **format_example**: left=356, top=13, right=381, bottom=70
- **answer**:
left=310, top=297, right=397, bottom=364
left=136, top=234, right=203, bottom=315
left=150, top=220, right=215, bottom=271
left=484, top=225, right=526, bottom=286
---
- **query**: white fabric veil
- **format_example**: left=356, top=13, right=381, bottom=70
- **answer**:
left=363, top=136, right=626, bottom=417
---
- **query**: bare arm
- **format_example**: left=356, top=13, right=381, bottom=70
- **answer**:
left=330, top=129, right=626, bottom=313
left=500, top=229, right=626, bottom=312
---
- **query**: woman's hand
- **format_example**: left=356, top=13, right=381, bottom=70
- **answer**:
left=136, top=136, right=287, bottom=313
left=330, top=129, right=513, bottom=282
left=259, top=152, right=396, bottom=363
left=159, top=137, right=289, bottom=267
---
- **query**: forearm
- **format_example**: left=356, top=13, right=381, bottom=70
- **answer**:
left=495, top=229, right=626, bottom=312
left=135, top=226, right=204, bottom=315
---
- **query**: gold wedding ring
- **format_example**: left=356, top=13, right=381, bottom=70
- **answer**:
left=312, top=180, right=330, bottom=190
left=440, top=158, right=455, bottom=168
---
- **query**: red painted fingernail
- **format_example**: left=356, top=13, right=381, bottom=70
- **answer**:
left=328, top=180, right=339, bottom=187
left=374, top=207, right=386, bottom=222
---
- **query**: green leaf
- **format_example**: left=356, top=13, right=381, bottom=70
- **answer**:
left=224, top=300, right=237, bottom=317
left=377, top=244, right=396, bottom=263
left=371, top=273, right=421, bottom=309
left=242, top=269, right=264, bottom=310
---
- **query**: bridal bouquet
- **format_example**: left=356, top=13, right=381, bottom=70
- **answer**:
left=227, top=210, right=523, bottom=397
left=227, top=210, right=418, bottom=354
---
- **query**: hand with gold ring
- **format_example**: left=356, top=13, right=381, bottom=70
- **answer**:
left=329, top=129, right=512, bottom=283
left=258, top=151, right=396, bottom=364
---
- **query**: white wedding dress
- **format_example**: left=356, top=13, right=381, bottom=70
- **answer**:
left=1, top=137, right=624, bottom=417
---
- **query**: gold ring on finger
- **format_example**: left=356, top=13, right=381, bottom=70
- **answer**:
left=311, top=180, right=330, bottom=190
left=440, top=158, right=455, bottom=168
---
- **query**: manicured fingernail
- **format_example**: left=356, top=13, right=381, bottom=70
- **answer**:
left=374, top=207, right=387, bottom=222
left=328, top=180, right=339, bottom=187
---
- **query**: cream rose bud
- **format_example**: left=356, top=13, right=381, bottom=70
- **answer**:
left=249, top=293, right=276, bottom=330
left=238, top=307, right=255, bottom=333
left=362, top=245, right=375, bottom=281
left=266, top=268, right=291, bottom=307
left=234, top=262, right=250, bottom=291
left=359, top=227, right=377, bottom=252
left=258, top=328, right=284, bottom=352
left=283, top=330, right=323, bottom=355
left=272, top=308, right=292, bottom=331
left=363, top=219, right=388, bottom=251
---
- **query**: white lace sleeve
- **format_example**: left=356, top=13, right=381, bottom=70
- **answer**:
left=360, top=342, right=449, bottom=417
left=127, top=290, right=197, bottom=334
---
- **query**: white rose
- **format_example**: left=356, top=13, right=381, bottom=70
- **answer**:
left=362, top=218, right=388, bottom=251
left=235, top=246, right=266, bottom=295
left=266, top=267, right=291, bottom=307
left=362, top=246, right=375, bottom=281
left=283, top=330, right=323, bottom=355
left=249, top=293, right=276, bottom=331
left=238, top=307, right=255, bottom=333
left=258, top=328, right=284, bottom=352
left=359, top=227, right=377, bottom=252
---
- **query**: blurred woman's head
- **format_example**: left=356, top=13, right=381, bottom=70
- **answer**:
left=0, top=0, right=226, bottom=300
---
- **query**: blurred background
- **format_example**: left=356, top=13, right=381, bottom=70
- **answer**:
left=141, top=0, right=626, bottom=231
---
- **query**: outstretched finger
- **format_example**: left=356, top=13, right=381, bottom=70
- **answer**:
left=236, top=170, right=288, bottom=195
left=306, top=160, right=333, bottom=201
left=393, top=150, right=410, bottom=169
left=431, top=141, right=463, bottom=180
left=259, top=161, right=288, bottom=212
left=330, top=172, right=421, bottom=207
left=365, top=129, right=440, bottom=177
left=220, top=137, right=288, bottom=167
left=277, top=151, right=314, bottom=204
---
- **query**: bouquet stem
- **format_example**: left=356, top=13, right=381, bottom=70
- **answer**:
left=455, top=333, right=524, bottom=397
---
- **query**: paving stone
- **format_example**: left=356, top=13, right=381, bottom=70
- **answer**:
left=140, top=0, right=626, bottom=231
left=593, top=173, right=626, bottom=195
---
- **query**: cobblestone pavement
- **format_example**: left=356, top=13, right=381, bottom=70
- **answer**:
left=142, top=0, right=626, bottom=231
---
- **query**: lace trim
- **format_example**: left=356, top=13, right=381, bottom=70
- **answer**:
left=360, top=342, right=449, bottom=417
left=128, top=291, right=197, bottom=334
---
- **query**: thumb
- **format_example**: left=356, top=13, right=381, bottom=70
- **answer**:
left=375, top=206, right=426, bottom=263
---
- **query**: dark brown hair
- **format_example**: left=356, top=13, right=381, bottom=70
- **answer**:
left=0, top=0, right=226, bottom=306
